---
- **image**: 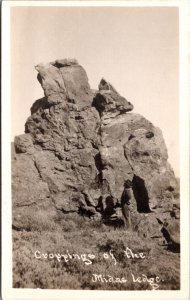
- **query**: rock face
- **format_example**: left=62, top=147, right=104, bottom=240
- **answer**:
left=12, top=59, right=179, bottom=240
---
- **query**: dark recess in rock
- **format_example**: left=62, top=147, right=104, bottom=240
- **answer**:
left=132, top=175, right=151, bottom=213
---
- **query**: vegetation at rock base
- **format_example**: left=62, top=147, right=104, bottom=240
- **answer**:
left=13, top=213, right=180, bottom=290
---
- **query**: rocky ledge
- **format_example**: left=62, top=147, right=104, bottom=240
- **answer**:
left=12, top=58, right=180, bottom=245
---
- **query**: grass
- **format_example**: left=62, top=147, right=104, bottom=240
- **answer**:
left=13, top=212, right=180, bottom=290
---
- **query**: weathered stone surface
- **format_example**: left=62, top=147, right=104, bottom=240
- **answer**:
left=14, top=134, right=34, bottom=154
left=12, top=59, right=179, bottom=241
left=93, top=78, right=133, bottom=120
left=12, top=153, right=57, bottom=231
left=98, top=78, right=118, bottom=92
left=98, top=112, right=177, bottom=209
left=35, top=60, right=92, bottom=109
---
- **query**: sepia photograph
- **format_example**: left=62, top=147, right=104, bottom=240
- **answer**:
left=2, top=1, right=189, bottom=300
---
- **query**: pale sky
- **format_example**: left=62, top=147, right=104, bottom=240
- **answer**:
left=11, top=6, right=179, bottom=176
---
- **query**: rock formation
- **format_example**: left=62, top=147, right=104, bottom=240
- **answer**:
left=12, top=59, right=180, bottom=241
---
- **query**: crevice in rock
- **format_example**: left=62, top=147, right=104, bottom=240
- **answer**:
left=102, top=195, right=115, bottom=218
left=132, top=175, right=151, bottom=213
left=33, top=159, right=43, bottom=180
left=123, top=145, right=134, bottom=172
left=16, top=202, right=37, bottom=208
left=94, top=153, right=103, bottom=172
left=91, top=141, right=99, bottom=150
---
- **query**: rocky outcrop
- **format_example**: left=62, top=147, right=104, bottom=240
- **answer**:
left=12, top=59, right=179, bottom=241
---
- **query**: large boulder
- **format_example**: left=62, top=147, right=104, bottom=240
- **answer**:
left=98, top=112, right=177, bottom=210
left=35, top=58, right=93, bottom=109
left=12, top=59, right=179, bottom=240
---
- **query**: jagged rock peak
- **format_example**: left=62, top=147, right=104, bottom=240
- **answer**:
left=93, top=78, right=134, bottom=118
left=98, top=78, right=118, bottom=93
